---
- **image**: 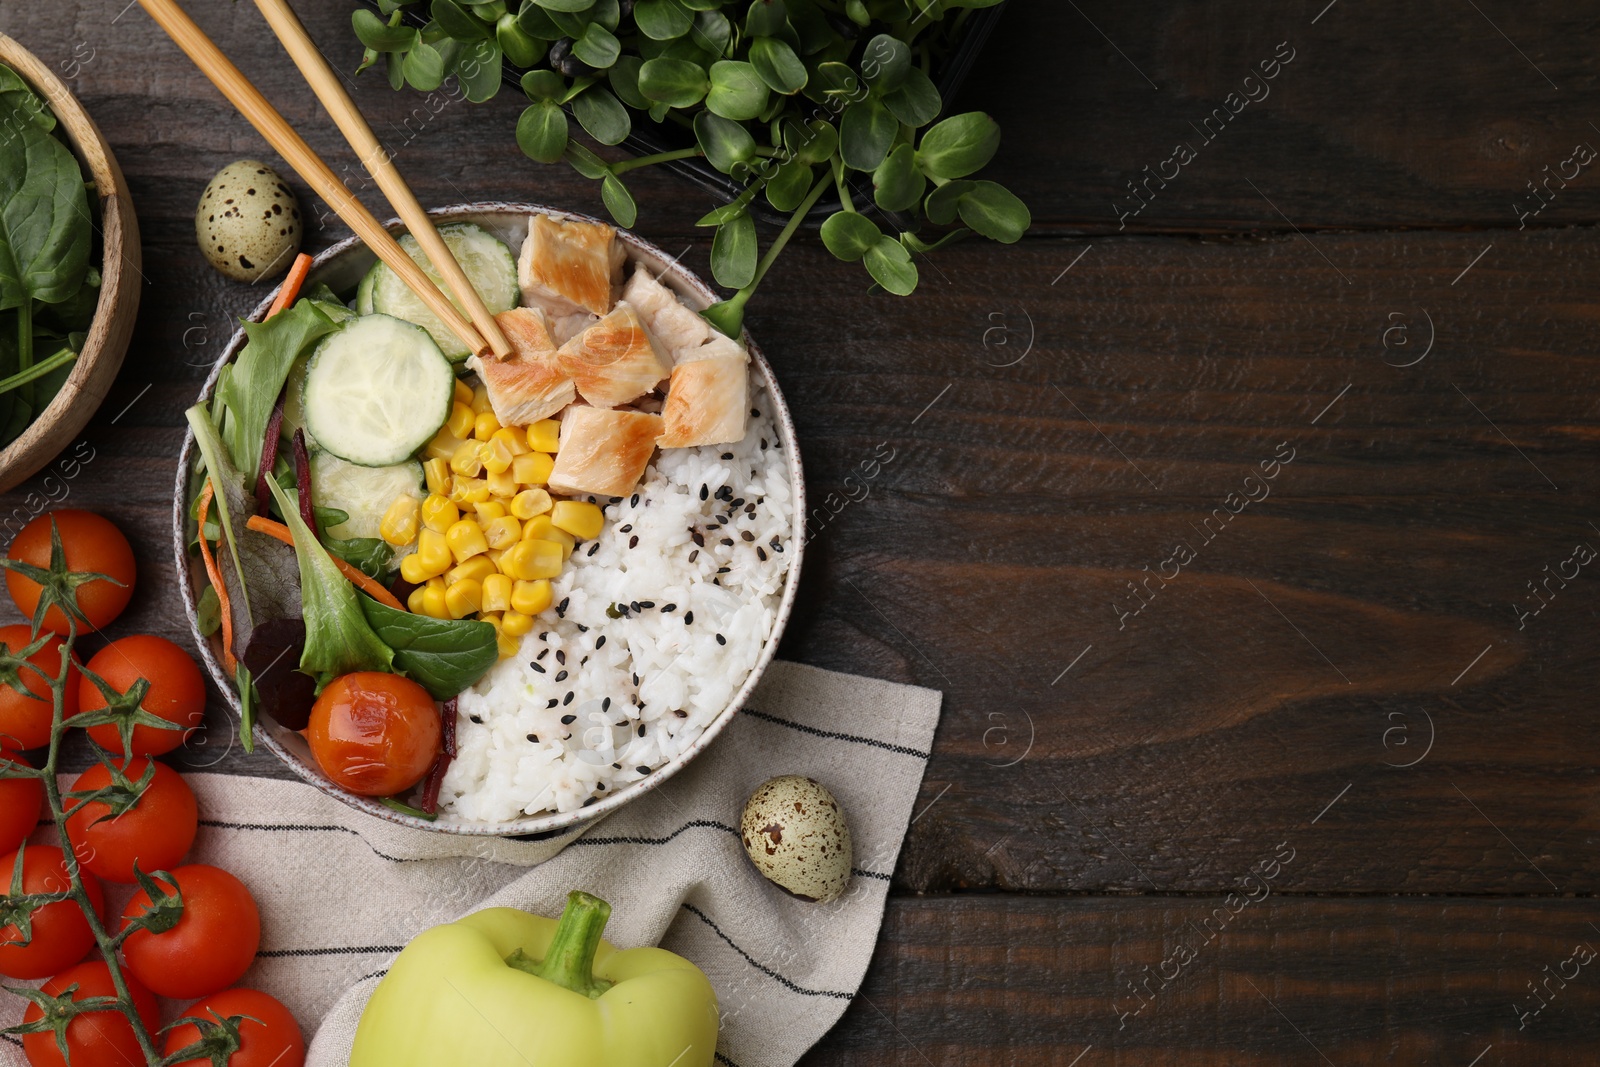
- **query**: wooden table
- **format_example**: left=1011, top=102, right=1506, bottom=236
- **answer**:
left=7, top=1, right=1600, bottom=1062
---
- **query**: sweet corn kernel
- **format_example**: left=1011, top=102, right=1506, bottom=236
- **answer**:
left=501, top=609, right=534, bottom=637
left=450, top=440, right=484, bottom=477
left=485, top=547, right=504, bottom=570
left=380, top=495, right=421, bottom=545
left=446, top=402, right=476, bottom=440
left=444, top=578, right=483, bottom=619
left=526, top=419, right=560, bottom=453
left=471, top=383, right=492, bottom=414
left=406, top=585, right=429, bottom=615
left=511, top=578, right=553, bottom=616
left=501, top=539, right=563, bottom=581
left=449, top=477, right=490, bottom=504
left=473, top=410, right=502, bottom=442
left=453, top=378, right=473, bottom=406
left=496, top=629, right=521, bottom=658
left=425, top=426, right=464, bottom=461
left=423, top=458, right=451, bottom=497
left=446, top=519, right=489, bottom=563
left=551, top=500, right=605, bottom=541
left=420, top=494, right=458, bottom=534
left=481, top=573, right=512, bottom=614
left=474, top=501, right=507, bottom=521
left=480, top=436, right=515, bottom=475
left=483, top=515, right=522, bottom=551
left=446, top=556, right=498, bottom=586
left=512, top=451, right=554, bottom=486
left=401, top=528, right=452, bottom=582
left=492, top=426, right=529, bottom=456
left=521, top=516, right=574, bottom=559
left=510, top=488, right=552, bottom=520
left=487, top=467, right=517, bottom=498
left=479, top=611, right=503, bottom=631
left=420, top=582, right=449, bottom=619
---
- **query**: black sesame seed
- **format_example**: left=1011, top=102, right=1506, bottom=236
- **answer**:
left=637, top=723, right=647, bottom=737
left=602, top=697, right=612, bottom=711
left=557, top=597, right=570, bottom=616
left=576, top=623, right=589, bottom=632
left=770, top=537, right=782, bottom=550
left=538, top=648, right=550, bottom=660
left=632, top=672, right=640, bottom=685
left=662, top=603, right=676, bottom=612
left=612, top=762, right=622, bottom=769
left=721, top=538, right=734, bottom=546
left=741, top=531, right=755, bottom=542
left=547, top=698, right=559, bottom=708
left=691, top=531, right=705, bottom=547
left=630, top=493, right=640, bottom=507
left=527, top=733, right=539, bottom=742
left=674, top=709, right=688, bottom=717
left=699, top=484, right=709, bottom=500
left=745, top=504, right=757, bottom=516
left=561, top=714, right=577, bottom=724
left=684, top=611, right=694, bottom=625
left=717, top=566, right=730, bottom=574
left=731, top=498, right=745, bottom=508
left=638, top=766, right=652, bottom=775
left=555, top=670, right=568, bottom=682
left=760, top=438, right=768, bottom=450
left=563, top=692, right=574, bottom=705
left=556, top=650, right=566, bottom=665
left=469, top=714, right=483, bottom=724
left=540, top=631, right=549, bottom=640
left=583, top=797, right=597, bottom=807
left=688, top=549, right=699, bottom=563
left=715, top=633, right=726, bottom=645
left=721, top=452, right=734, bottom=460
left=587, top=542, right=599, bottom=556
left=598, top=782, right=607, bottom=790
left=619, top=524, right=632, bottom=533
left=629, top=535, right=639, bottom=549
left=631, top=601, right=642, bottom=612
left=717, top=486, right=733, bottom=501
left=531, top=662, right=546, bottom=673
left=596, top=635, right=607, bottom=648
left=581, top=656, right=588, bottom=665
left=751, top=407, right=760, bottom=417
left=757, top=547, right=767, bottom=561
left=715, top=514, right=729, bottom=525
left=638, top=601, right=655, bottom=609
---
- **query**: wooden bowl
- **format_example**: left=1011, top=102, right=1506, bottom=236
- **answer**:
left=0, top=33, right=140, bottom=493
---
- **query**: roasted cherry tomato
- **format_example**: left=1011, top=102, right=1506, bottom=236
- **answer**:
left=163, top=987, right=306, bottom=1067
left=21, top=961, right=161, bottom=1067
left=65, top=757, right=199, bottom=883
left=0, top=845, right=104, bottom=980
left=120, top=863, right=260, bottom=999
left=5, top=510, right=136, bottom=635
left=0, top=748, right=43, bottom=856
left=307, top=672, right=440, bottom=797
left=0, top=624, right=79, bottom=751
left=76, top=635, right=206, bottom=757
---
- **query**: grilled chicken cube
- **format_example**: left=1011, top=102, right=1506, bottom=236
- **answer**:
left=466, top=307, right=575, bottom=427
left=555, top=302, right=671, bottom=408
left=658, top=357, right=748, bottom=448
left=517, top=214, right=624, bottom=322
left=547, top=407, right=664, bottom=498
left=622, top=265, right=711, bottom=360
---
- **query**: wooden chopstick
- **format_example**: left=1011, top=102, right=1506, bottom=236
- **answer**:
left=135, top=0, right=490, bottom=358
left=251, top=0, right=513, bottom=360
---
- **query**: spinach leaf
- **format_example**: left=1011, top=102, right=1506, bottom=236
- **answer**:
left=0, top=66, right=54, bottom=133
left=359, top=596, right=497, bottom=699
left=266, top=475, right=393, bottom=690
left=216, top=300, right=339, bottom=478
left=0, top=102, right=92, bottom=310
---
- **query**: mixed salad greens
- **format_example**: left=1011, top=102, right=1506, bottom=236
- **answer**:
left=0, top=63, right=102, bottom=449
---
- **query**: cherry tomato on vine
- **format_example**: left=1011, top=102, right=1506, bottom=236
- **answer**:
left=307, top=672, right=440, bottom=797
left=120, top=863, right=260, bottom=999
left=20, top=960, right=161, bottom=1067
left=0, top=748, right=43, bottom=856
left=0, top=845, right=105, bottom=980
left=76, top=635, right=206, bottom=757
left=5, top=510, right=136, bottom=635
left=64, top=757, right=198, bottom=883
left=0, top=624, right=80, bottom=751
left=163, top=988, right=306, bottom=1067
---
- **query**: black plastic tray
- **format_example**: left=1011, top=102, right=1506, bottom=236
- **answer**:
left=377, top=2, right=1009, bottom=227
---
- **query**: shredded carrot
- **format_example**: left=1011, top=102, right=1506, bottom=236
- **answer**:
left=246, top=515, right=404, bottom=610
left=266, top=252, right=314, bottom=320
left=196, top=481, right=238, bottom=674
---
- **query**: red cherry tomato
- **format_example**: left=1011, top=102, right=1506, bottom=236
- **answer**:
left=64, top=757, right=198, bottom=884
left=76, top=635, right=206, bottom=757
left=0, top=748, right=43, bottom=856
left=0, top=624, right=80, bottom=751
left=120, top=864, right=260, bottom=999
left=5, top=510, right=136, bottom=635
left=0, top=845, right=104, bottom=980
left=21, top=961, right=161, bottom=1067
left=163, top=988, right=305, bottom=1067
left=307, top=672, right=440, bottom=797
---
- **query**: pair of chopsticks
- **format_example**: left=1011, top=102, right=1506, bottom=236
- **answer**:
left=138, top=0, right=513, bottom=360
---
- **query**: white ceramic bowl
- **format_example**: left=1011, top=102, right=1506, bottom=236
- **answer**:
left=173, top=203, right=805, bottom=838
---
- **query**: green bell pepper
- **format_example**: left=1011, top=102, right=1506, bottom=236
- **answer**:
left=351, top=892, right=719, bottom=1067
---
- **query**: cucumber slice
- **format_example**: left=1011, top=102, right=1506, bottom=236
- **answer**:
left=311, top=451, right=424, bottom=540
left=280, top=352, right=313, bottom=447
left=302, top=314, right=454, bottom=467
left=366, top=223, right=518, bottom=361
left=355, top=263, right=378, bottom=316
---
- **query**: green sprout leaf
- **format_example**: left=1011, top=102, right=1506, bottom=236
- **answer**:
left=749, top=37, right=807, bottom=94
left=518, top=2, right=562, bottom=37
left=688, top=9, right=732, bottom=57
left=765, top=159, right=814, bottom=211
left=873, top=143, right=925, bottom=212
left=608, top=55, right=649, bottom=107
left=564, top=141, right=612, bottom=179
left=859, top=33, right=910, bottom=89
left=819, top=211, right=882, bottom=262
left=916, top=111, right=1000, bottom=180
left=536, top=0, right=598, bottom=12
left=521, top=68, right=566, bottom=101
left=572, top=86, right=630, bottom=144
left=706, top=61, right=769, bottom=121
left=745, top=0, right=789, bottom=38
left=924, top=178, right=974, bottom=225
left=634, top=0, right=694, bottom=40
left=352, top=8, right=419, bottom=52
left=694, top=111, right=757, bottom=174
left=573, top=22, right=621, bottom=68
left=782, top=117, right=838, bottom=164
left=957, top=181, right=1031, bottom=243
left=711, top=212, right=758, bottom=289
left=883, top=66, right=941, bottom=126
left=601, top=173, right=638, bottom=227
left=864, top=236, right=918, bottom=295
left=456, top=38, right=504, bottom=101
left=402, top=41, right=446, bottom=91
left=497, top=14, right=544, bottom=66
left=517, top=100, right=569, bottom=163
left=431, top=0, right=490, bottom=39
left=637, top=56, right=709, bottom=107
left=840, top=96, right=895, bottom=171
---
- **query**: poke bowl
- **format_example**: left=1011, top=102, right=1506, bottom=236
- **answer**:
left=173, top=203, right=805, bottom=837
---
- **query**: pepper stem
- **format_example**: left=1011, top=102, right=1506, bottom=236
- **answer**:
left=511, top=890, right=614, bottom=999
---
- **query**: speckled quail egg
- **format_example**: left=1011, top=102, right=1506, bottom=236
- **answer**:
left=195, top=160, right=302, bottom=282
left=740, top=775, right=852, bottom=903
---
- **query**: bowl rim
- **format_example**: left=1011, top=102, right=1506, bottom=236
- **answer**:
left=171, top=201, right=806, bottom=838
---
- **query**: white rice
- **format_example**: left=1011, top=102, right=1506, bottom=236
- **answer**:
left=439, top=373, right=793, bottom=821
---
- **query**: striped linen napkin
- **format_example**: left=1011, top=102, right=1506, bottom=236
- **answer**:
left=1, top=661, right=939, bottom=1067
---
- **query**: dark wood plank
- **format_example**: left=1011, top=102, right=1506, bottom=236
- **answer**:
left=802, top=895, right=1600, bottom=1065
